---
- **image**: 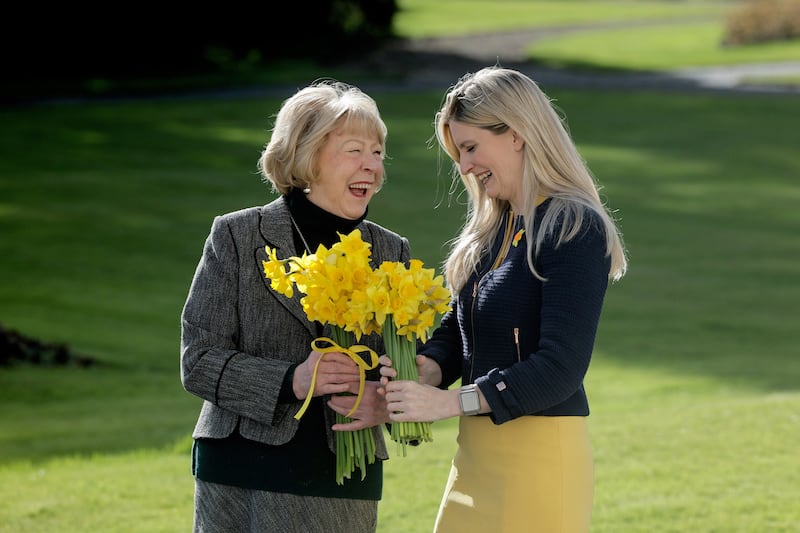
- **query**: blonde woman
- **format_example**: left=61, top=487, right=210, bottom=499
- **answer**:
left=380, top=66, right=627, bottom=532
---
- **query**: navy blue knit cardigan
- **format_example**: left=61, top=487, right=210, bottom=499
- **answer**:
left=421, top=200, right=611, bottom=424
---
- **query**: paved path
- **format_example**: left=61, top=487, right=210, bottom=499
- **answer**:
left=355, top=20, right=800, bottom=96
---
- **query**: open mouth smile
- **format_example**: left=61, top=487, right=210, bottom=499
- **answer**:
left=349, top=183, right=372, bottom=197
left=476, top=171, right=492, bottom=185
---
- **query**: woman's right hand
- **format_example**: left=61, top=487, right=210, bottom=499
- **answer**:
left=293, top=350, right=362, bottom=399
left=378, top=354, right=442, bottom=387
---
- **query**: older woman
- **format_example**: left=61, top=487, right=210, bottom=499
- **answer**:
left=181, top=80, right=410, bottom=533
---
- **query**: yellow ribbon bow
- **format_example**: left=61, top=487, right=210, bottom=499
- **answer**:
left=293, top=337, right=379, bottom=420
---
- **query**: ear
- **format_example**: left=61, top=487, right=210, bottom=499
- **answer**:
left=511, top=130, right=525, bottom=152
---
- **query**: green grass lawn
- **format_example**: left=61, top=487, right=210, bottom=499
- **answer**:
left=3, top=2, right=800, bottom=531
left=394, top=0, right=731, bottom=38
left=2, top=85, right=799, bottom=532
left=399, top=0, right=800, bottom=88
left=526, top=20, right=800, bottom=70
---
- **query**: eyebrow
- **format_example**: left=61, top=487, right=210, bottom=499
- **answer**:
left=340, top=133, right=380, bottom=144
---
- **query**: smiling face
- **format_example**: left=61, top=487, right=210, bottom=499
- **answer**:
left=306, top=127, right=384, bottom=220
left=448, top=120, right=525, bottom=212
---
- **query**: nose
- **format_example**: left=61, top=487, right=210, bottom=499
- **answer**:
left=363, top=152, right=383, bottom=172
left=458, top=155, right=473, bottom=176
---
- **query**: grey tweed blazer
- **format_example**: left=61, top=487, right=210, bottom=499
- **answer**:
left=180, top=196, right=411, bottom=459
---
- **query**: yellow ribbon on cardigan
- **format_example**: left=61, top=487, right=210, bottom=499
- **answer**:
left=293, top=337, right=379, bottom=420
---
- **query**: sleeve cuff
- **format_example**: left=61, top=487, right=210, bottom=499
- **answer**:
left=477, top=368, right=514, bottom=424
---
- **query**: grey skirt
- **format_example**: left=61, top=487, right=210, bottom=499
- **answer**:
left=193, top=479, right=378, bottom=533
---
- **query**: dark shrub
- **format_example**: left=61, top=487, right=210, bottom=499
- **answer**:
left=0, top=323, right=95, bottom=367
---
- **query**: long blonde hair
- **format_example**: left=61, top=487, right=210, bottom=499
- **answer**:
left=435, top=66, right=627, bottom=293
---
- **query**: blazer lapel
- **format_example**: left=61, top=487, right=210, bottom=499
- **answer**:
left=254, top=197, right=316, bottom=336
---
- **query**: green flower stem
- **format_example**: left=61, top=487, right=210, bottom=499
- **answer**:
left=382, top=318, right=434, bottom=456
left=331, top=326, right=376, bottom=484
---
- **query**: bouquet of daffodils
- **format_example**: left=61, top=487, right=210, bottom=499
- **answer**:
left=262, top=229, right=451, bottom=482
left=372, top=259, right=451, bottom=455
left=263, top=229, right=381, bottom=485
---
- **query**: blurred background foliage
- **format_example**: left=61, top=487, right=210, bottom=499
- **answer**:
left=1, top=0, right=398, bottom=102
left=3, top=0, right=799, bottom=104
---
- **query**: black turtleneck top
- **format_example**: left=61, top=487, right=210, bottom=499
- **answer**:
left=285, top=187, right=366, bottom=256
left=192, top=189, right=382, bottom=500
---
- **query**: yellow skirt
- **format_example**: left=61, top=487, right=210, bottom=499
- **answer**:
left=434, top=416, right=593, bottom=533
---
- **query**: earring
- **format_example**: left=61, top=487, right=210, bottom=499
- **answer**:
left=302, top=185, right=311, bottom=194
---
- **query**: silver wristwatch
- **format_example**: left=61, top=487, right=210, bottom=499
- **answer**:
left=459, top=384, right=481, bottom=416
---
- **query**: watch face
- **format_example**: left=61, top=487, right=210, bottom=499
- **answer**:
left=460, top=387, right=480, bottom=414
